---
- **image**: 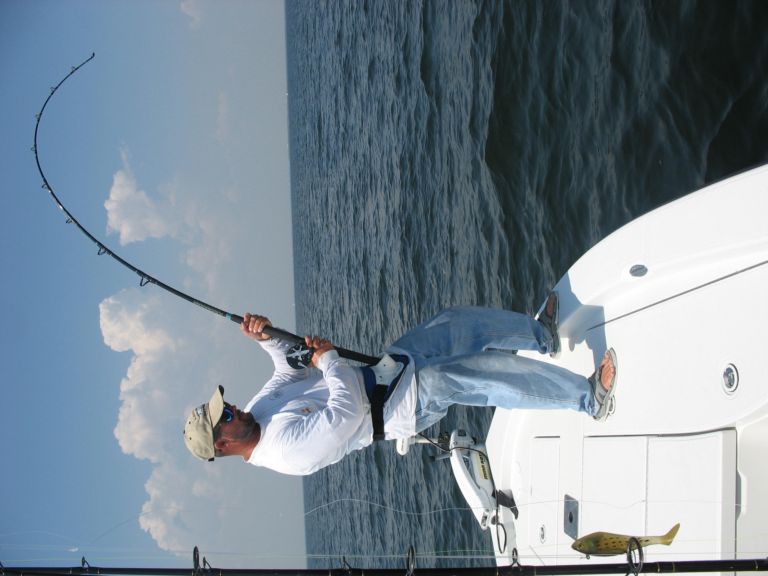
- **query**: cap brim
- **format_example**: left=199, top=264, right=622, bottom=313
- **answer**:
left=208, top=385, right=225, bottom=428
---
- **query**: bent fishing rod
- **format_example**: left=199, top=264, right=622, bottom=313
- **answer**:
left=33, top=53, right=379, bottom=368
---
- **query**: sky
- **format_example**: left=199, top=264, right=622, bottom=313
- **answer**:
left=1, top=0, right=304, bottom=569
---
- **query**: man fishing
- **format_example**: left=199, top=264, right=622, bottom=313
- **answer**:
left=183, top=296, right=617, bottom=476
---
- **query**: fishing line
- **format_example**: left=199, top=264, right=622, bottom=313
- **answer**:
left=33, top=54, right=378, bottom=367
left=302, top=434, right=514, bottom=554
left=303, top=433, right=503, bottom=520
left=304, top=498, right=481, bottom=518
left=412, top=432, right=510, bottom=553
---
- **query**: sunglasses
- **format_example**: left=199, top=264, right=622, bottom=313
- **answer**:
left=221, top=404, right=235, bottom=423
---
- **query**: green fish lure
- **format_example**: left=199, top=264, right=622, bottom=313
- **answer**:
left=572, top=523, right=680, bottom=557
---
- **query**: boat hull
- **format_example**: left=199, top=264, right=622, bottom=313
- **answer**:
left=486, top=164, right=768, bottom=569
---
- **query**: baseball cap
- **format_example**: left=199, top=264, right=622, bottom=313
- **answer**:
left=183, top=385, right=225, bottom=461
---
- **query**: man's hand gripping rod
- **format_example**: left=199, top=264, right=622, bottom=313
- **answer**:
left=229, top=314, right=380, bottom=369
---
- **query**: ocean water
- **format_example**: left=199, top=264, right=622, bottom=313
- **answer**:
left=284, top=0, right=768, bottom=568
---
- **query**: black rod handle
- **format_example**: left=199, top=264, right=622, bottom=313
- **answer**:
left=228, top=314, right=380, bottom=365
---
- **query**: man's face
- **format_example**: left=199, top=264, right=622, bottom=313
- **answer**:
left=215, top=403, right=257, bottom=446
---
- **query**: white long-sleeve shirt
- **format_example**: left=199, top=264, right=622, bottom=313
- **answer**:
left=244, top=338, right=417, bottom=476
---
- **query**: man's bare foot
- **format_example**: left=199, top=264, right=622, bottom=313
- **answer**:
left=598, top=351, right=616, bottom=392
left=592, top=348, right=618, bottom=421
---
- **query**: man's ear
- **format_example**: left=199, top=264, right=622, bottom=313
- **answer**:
left=213, top=437, right=228, bottom=452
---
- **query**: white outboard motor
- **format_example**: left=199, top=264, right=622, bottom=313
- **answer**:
left=446, top=430, right=497, bottom=530
left=397, top=429, right=503, bottom=530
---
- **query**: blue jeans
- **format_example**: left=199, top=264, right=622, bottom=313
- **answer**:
left=388, top=307, right=596, bottom=432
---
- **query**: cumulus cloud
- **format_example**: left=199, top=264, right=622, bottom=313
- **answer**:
left=100, top=292, right=176, bottom=357
left=104, top=148, right=240, bottom=295
left=100, top=291, right=180, bottom=462
left=97, top=59, right=298, bottom=562
left=97, top=148, right=298, bottom=561
left=99, top=288, right=304, bottom=565
left=105, top=151, right=179, bottom=245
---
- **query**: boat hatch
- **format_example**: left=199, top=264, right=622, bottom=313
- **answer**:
left=579, top=430, right=737, bottom=562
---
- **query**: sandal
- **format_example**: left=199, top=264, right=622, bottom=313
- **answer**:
left=591, top=348, right=618, bottom=421
left=537, top=291, right=560, bottom=357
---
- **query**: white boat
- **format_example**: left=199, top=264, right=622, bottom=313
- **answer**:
left=480, top=163, right=768, bottom=570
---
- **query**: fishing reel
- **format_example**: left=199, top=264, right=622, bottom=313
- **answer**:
left=286, top=342, right=314, bottom=369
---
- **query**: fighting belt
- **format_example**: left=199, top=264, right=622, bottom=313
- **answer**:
left=360, top=353, right=409, bottom=441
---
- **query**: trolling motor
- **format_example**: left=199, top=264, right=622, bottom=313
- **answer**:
left=397, top=430, right=517, bottom=531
